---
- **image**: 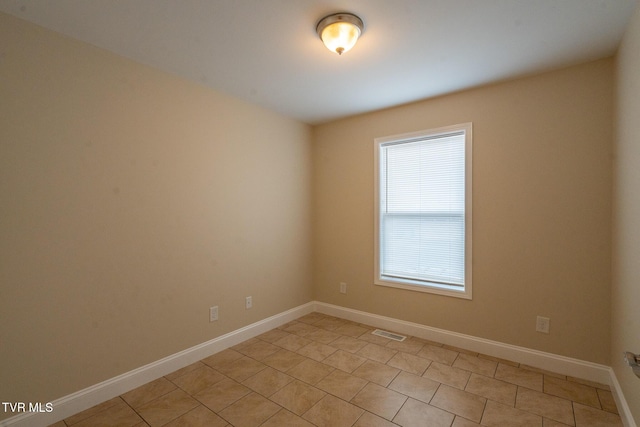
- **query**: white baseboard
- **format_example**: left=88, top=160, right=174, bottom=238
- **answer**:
left=0, top=302, right=315, bottom=427
left=314, top=302, right=611, bottom=383
left=2, top=301, right=635, bottom=427
left=609, top=368, right=638, bottom=427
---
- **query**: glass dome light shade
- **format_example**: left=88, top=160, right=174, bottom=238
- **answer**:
left=316, top=13, right=363, bottom=55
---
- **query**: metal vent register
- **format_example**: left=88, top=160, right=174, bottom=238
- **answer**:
left=371, top=329, right=407, bottom=342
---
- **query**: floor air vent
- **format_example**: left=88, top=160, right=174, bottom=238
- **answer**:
left=371, top=329, right=407, bottom=342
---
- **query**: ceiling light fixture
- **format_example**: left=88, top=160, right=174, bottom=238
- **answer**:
left=316, top=12, right=364, bottom=55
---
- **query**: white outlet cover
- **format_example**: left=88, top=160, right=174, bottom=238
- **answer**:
left=210, top=306, right=218, bottom=322
left=536, top=316, right=550, bottom=334
left=245, top=296, right=252, bottom=309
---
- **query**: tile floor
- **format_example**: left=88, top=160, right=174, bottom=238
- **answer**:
left=49, top=313, right=622, bottom=427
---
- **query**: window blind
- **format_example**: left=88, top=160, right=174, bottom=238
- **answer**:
left=379, top=131, right=466, bottom=287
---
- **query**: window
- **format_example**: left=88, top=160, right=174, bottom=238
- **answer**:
left=374, top=123, right=472, bottom=299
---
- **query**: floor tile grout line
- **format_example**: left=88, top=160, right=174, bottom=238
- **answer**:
left=571, top=400, right=578, bottom=427
left=120, top=396, right=147, bottom=427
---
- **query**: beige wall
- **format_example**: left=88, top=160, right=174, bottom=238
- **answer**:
left=613, top=4, right=640, bottom=421
left=313, top=59, right=613, bottom=364
left=0, top=12, right=312, bottom=416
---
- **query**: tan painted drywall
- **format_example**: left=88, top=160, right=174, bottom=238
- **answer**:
left=312, top=59, right=613, bottom=364
left=613, top=3, right=640, bottom=421
left=0, top=12, right=312, bottom=416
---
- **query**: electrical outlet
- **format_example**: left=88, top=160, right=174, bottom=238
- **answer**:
left=340, top=282, right=347, bottom=294
left=536, top=316, right=550, bottom=334
left=210, top=306, right=218, bottom=322
left=245, top=296, right=252, bottom=309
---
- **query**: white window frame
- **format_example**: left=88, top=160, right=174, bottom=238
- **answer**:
left=374, top=123, right=473, bottom=299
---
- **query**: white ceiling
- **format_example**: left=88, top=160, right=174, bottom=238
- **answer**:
left=0, top=0, right=637, bottom=124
